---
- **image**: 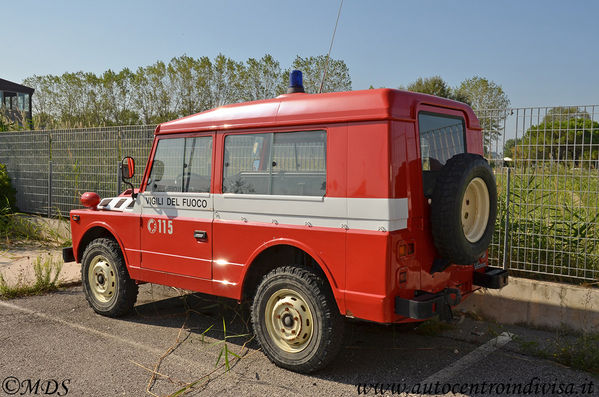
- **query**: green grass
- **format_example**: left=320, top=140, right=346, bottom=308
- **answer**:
left=0, top=254, right=63, bottom=299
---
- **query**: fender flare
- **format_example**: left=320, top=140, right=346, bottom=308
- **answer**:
left=239, top=238, right=344, bottom=311
left=76, top=221, right=130, bottom=266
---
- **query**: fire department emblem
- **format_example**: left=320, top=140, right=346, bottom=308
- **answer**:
left=147, top=218, right=157, bottom=234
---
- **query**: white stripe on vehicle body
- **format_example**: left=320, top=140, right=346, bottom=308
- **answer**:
left=110, top=192, right=408, bottom=232
left=214, top=194, right=408, bottom=231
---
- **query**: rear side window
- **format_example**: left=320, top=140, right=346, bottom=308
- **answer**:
left=223, top=130, right=326, bottom=196
left=418, top=112, right=466, bottom=196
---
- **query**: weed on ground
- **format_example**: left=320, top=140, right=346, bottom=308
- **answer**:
left=414, top=316, right=455, bottom=336
left=0, top=213, right=71, bottom=248
left=0, top=254, right=63, bottom=299
left=515, top=330, right=599, bottom=376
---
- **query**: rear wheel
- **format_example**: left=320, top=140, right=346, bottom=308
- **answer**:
left=81, top=238, right=138, bottom=317
left=251, top=266, right=344, bottom=373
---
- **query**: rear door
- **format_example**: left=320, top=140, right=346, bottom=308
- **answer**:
left=140, top=134, right=214, bottom=279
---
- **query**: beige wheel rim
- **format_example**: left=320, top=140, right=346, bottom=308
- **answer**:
left=461, top=177, right=490, bottom=243
left=264, top=288, right=314, bottom=353
left=88, top=255, right=116, bottom=303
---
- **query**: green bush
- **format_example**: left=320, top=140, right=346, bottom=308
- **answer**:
left=0, top=163, right=16, bottom=211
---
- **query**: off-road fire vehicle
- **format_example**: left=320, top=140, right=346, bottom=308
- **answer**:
left=64, top=71, right=508, bottom=373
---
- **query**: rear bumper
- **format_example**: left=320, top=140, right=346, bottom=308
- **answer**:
left=473, top=266, right=509, bottom=289
left=62, top=247, right=75, bottom=263
left=395, top=288, right=461, bottom=320
left=394, top=267, right=508, bottom=321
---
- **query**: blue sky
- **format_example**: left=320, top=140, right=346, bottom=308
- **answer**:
left=3, top=0, right=598, bottom=107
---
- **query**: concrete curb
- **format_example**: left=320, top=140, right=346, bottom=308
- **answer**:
left=459, top=276, right=599, bottom=333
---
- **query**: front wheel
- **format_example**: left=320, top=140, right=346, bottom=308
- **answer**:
left=251, top=266, right=344, bottom=373
left=81, top=238, right=138, bottom=317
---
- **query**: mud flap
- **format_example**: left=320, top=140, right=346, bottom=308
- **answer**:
left=62, top=247, right=75, bottom=263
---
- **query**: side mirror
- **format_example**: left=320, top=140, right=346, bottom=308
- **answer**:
left=120, top=156, right=137, bottom=199
left=122, top=156, right=135, bottom=179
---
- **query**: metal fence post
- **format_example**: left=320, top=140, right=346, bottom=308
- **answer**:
left=47, top=160, right=53, bottom=218
left=117, top=129, right=122, bottom=196
left=117, top=162, right=122, bottom=196
left=502, top=167, right=511, bottom=270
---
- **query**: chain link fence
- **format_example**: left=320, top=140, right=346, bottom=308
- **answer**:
left=0, top=106, right=597, bottom=283
left=481, top=105, right=599, bottom=282
left=0, top=132, right=49, bottom=214
left=0, top=125, right=155, bottom=216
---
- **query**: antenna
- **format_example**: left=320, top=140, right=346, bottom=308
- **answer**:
left=318, top=0, right=344, bottom=94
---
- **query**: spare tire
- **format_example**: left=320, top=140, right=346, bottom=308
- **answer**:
left=430, top=153, right=497, bottom=265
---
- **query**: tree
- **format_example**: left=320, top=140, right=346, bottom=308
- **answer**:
left=455, top=76, right=510, bottom=146
left=242, top=54, right=286, bottom=101
left=403, top=76, right=452, bottom=98
left=515, top=109, right=599, bottom=168
left=503, top=138, right=519, bottom=159
left=22, top=74, right=61, bottom=129
left=401, top=75, right=471, bottom=103
left=103, top=68, right=139, bottom=125
left=145, top=61, right=177, bottom=123
left=454, top=76, right=509, bottom=111
left=19, top=53, right=354, bottom=129
left=290, top=55, right=351, bottom=94
left=541, top=106, right=590, bottom=124
left=402, top=75, right=510, bottom=146
left=168, top=55, right=204, bottom=117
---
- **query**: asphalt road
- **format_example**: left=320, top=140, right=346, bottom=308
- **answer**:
left=0, top=285, right=596, bottom=396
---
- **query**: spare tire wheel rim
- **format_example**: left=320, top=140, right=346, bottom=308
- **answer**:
left=264, top=288, right=314, bottom=353
left=461, top=177, right=490, bottom=243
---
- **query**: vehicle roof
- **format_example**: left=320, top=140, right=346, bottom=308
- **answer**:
left=156, top=88, right=480, bottom=135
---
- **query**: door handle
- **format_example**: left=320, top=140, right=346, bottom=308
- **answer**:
left=194, top=230, right=208, bottom=241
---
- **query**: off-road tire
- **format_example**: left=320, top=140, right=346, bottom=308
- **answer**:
left=81, top=238, right=138, bottom=317
left=431, top=153, right=497, bottom=265
left=251, top=265, right=344, bottom=373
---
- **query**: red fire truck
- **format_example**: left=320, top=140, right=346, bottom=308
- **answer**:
left=64, top=71, right=507, bottom=373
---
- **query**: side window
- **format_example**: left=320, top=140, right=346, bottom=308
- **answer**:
left=183, top=136, right=212, bottom=193
left=223, top=134, right=269, bottom=194
left=223, top=130, right=327, bottom=196
left=271, top=131, right=326, bottom=196
left=147, top=136, right=212, bottom=193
